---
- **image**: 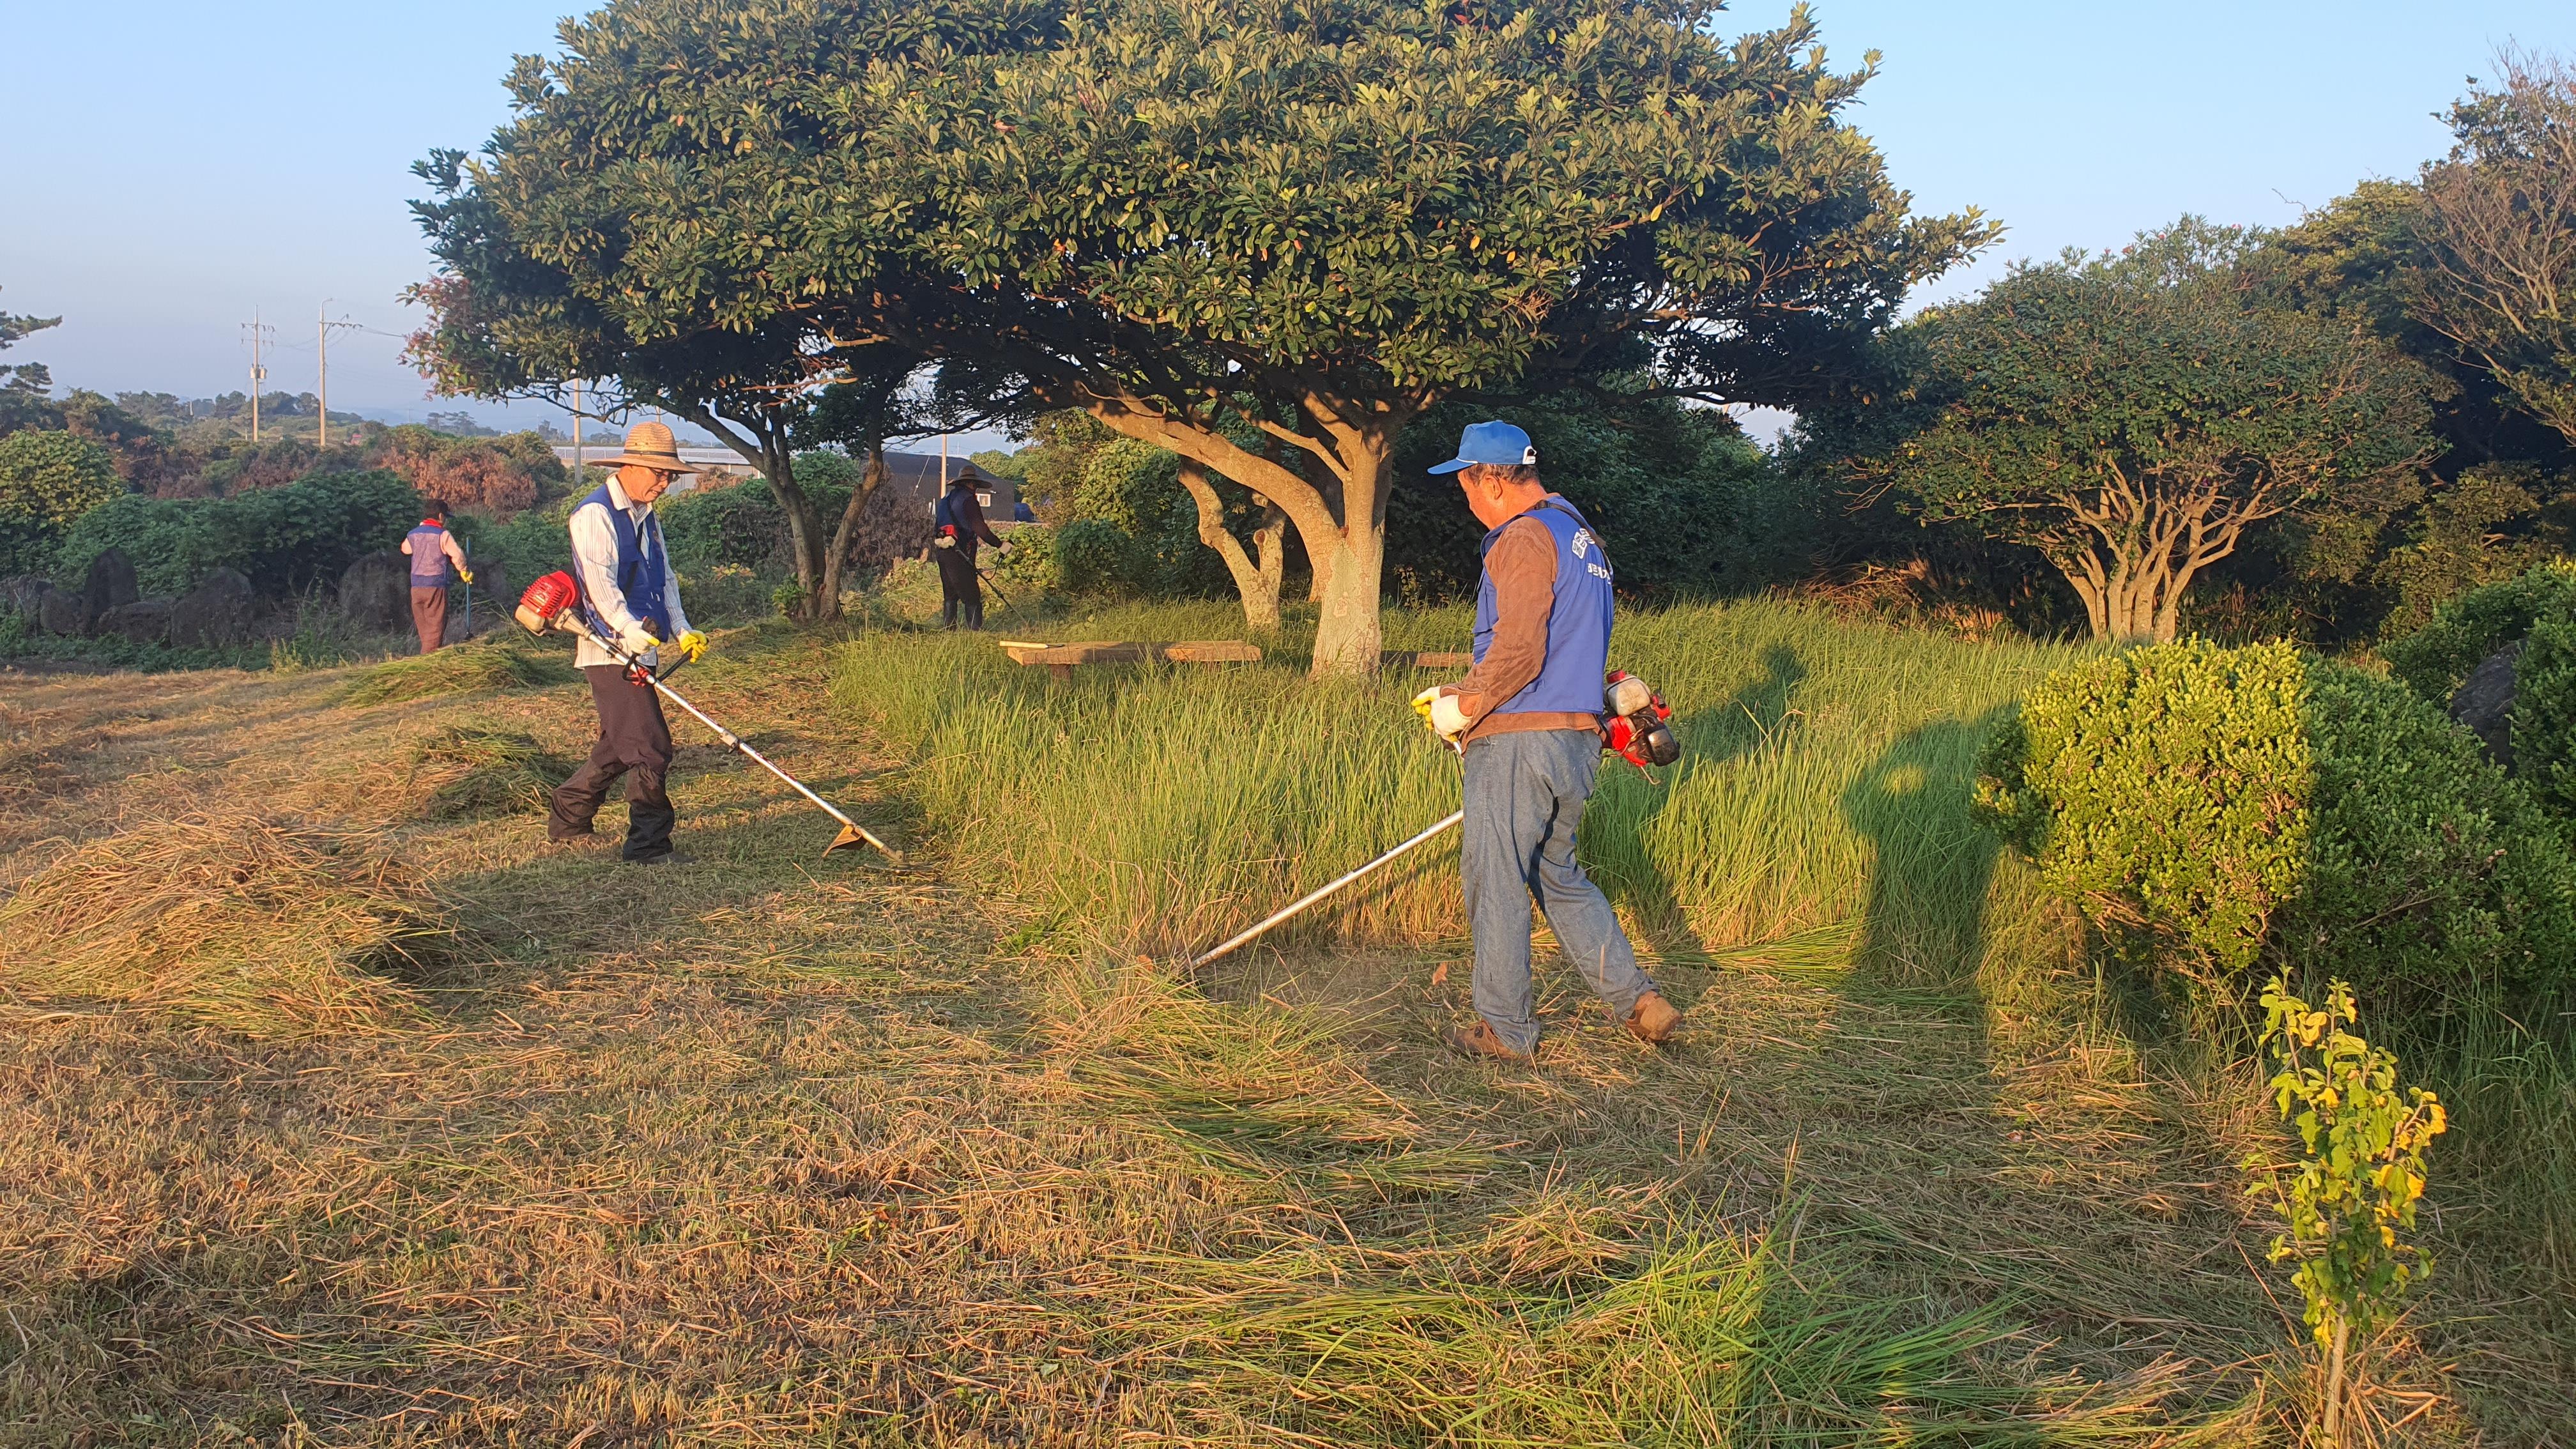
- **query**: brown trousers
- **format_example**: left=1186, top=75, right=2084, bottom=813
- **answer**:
left=547, top=666, right=678, bottom=860
left=410, top=585, right=448, bottom=654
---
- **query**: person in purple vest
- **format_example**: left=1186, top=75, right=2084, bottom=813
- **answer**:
left=546, top=422, right=709, bottom=866
left=400, top=502, right=472, bottom=654
left=1414, top=420, right=1683, bottom=1061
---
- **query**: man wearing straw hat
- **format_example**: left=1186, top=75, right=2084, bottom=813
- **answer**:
left=546, top=421, right=710, bottom=866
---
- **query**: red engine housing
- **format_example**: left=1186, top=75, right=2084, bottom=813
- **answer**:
left=1603, top=670, right=1680, bottom=769
left=515, top=571, right=580, bottom=632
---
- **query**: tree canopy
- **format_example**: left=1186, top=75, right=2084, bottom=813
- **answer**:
left=409, top=0, right=1988, bottom=669
left=1862, top=227, right=2441, bottom=642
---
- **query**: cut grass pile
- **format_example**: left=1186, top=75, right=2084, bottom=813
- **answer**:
left=401, top=721, right=573, bottom=819
left=833, top=596, right=2085, bottom=972
left=339, top=635, right=578, bottom=707
left=0, top=811, right=448, bottom=1037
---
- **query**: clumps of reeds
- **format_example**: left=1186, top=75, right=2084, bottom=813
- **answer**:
left=1123, top=1196, right=2199, bottom=1445
left=339, top=638, right=576, bottom=707
left=402, top=722, right=572, bottom=820
left=1050, top=958, right=1495, bottom=1199
left=0, top=811, right=451, bottom=1037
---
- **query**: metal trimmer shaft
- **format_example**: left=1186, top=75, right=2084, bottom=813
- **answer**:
left=1187, top=810, right=1464, bottom=970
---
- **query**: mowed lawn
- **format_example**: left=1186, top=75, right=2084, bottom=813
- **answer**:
left=0, top=610, right=2562, bottom=1445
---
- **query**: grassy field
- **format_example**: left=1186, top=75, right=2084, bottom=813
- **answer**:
left=0, top=604, right=2566, bottom=1444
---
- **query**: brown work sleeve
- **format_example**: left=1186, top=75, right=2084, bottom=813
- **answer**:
left=1451, top=517, right=1556, bottom=723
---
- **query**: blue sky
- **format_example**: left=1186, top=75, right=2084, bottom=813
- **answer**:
left=4, top=1, right=2570, bottom=438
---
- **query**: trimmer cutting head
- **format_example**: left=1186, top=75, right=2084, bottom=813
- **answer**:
left=827, top=820, right=901, bottom=862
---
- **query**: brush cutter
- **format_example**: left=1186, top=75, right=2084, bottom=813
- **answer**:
left=1184, top=668, right=1682, bottom=970
left=514, top=571, right=900, bottom=861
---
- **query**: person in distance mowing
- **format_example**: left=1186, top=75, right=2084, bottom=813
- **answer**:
left=400, top=500, right=473, bottom=654
left=545, top=421, right=710, bottom=867
left=932, top=463, right=1006, bottom=631
left=1413, top=420, right=1684, bottom=1062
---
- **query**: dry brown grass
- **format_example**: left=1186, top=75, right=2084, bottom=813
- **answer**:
left=0, top=811, right=449, bottom=1038
left=0, top=625, right=2557, bottom=1445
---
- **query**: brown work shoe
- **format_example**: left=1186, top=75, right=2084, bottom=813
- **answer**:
left=546, top=831, right=611, bottom=852
left=1443, top=1018, right=1533, bottom=1064
left=1623, top=992, right=1683, bottom=1046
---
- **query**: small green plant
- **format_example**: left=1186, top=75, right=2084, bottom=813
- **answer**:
left=2244, top=974, right=2449, bottom=1446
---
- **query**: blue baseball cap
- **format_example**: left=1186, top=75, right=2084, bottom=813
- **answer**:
left=1427, top=420, right=1538, bottom=475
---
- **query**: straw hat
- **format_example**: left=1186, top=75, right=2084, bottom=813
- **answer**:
left=608, top=420, right=696, bottom=473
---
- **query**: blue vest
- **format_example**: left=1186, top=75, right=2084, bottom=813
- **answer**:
left=406, top=523, right=450, bottom=584
left=1472, top=496, right=1613, bottom=718
left=574, top=485, right=671, bottom=641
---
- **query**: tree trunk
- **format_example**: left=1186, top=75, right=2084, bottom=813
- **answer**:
left=675, top=401, right=827, bottom=620
left=1176, top=461, right=1284, bottom=634
left=1080, top=392, right=1408, bottom=676
left=816, top=443, right=889, bottom=622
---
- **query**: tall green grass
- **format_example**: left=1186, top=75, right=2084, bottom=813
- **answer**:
left=831, top=599, right=2086, bottom=971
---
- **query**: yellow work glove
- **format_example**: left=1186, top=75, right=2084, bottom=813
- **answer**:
left=673, top=629, right=709, bottom=665
left=458, top=566, right=474, bottom=585
left=1411, top=686, right=1469, bottom=746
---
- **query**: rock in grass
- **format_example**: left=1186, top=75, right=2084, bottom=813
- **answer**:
left=404, top=723, right=572, bottom=819
left=171, top=567, right=257, bottom=648
left=340, top=638, right=578, bottom=707
left=95, top=599, right=172, bottom=645
left=80, top=547, right=138, bottom=627
left=0, top=813, right=449, bottom=1038
left=34, top=582, right=87, bottom=636
left=338, top=550, right=410, bottom=632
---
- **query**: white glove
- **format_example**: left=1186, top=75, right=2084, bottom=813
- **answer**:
left=933, top=535, right=957, bottom=549
left=1411, top=686, right=1469, bottom=745
left=617, top=624, right=662, bottom=656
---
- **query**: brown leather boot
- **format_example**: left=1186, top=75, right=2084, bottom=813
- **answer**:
left=1623, top=992, right=1682, bottom=1046
left=1444, top=1018, right=1533, bottom=1063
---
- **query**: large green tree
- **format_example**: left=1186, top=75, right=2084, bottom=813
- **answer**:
left=1867, top=227, right=2440, bottom=643
left=409, top=0, right=1987, bottom=671
left=2415, top=51, right=2576, bottom=450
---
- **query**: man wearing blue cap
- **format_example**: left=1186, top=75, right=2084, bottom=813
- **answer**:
left=1415, top=420, right=1682, bottom=1061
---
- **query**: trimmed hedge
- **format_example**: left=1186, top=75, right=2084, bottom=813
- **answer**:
left=2381, top=559, right=2576, bottom=705
left=2517, top=608, right=2576, bottom=818
left=1978, top=640, right=2576, bottom=1008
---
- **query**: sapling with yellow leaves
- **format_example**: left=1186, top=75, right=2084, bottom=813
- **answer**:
left=2244, top=974, right=2448, bottom=1445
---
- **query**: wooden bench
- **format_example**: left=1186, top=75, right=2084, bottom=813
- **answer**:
left=1383, top=650, right=1473, bottom=670
left=1000, top=639, right=1264, bottom=681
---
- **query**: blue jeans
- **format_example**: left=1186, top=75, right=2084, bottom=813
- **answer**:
left=1461, top=728, right=1655, bottom=1055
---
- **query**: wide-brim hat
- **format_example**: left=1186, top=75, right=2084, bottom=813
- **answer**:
left=608, top=420, right=696, bottom=473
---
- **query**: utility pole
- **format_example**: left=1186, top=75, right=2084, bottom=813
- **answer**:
left=571, top=378, right=585, bottom=484
left=317, top=304, right=360, bottom=449
left=241, top=310, right=275, bottom=443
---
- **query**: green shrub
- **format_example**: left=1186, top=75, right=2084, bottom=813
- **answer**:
left=54, top=469, right=422, bottom=597
left=1978, top=640, right=2576, bottom=1009
left=0, top=429, right=121, bottom=575
left=2380, top=558, right=2576, bottom=704
left=2513, top=607, right=2576, bottom=817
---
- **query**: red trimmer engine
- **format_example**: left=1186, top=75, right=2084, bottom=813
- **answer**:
left=514, top=571, right=581, bottom=636
left=1603, top=670, right=1681, bottom=769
